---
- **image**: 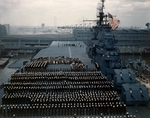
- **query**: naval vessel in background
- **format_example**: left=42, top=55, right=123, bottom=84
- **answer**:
left=0, top=0, right=150, bottom=118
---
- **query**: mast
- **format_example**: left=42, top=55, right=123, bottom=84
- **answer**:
left=97, top=0, right=105, bottom=26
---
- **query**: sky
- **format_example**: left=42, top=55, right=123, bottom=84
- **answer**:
left=0, top=0, right=150, bottom=28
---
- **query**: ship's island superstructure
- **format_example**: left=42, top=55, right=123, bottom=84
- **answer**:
left=86, top=0, right=148, bottom=105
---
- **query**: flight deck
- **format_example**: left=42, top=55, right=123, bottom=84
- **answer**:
left=0, top=41, right=150, bottom=118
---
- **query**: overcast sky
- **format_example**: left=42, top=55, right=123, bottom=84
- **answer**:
left=0, top=0, right=150, bottom=27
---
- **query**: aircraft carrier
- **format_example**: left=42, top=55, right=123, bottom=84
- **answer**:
left=0, top=40, right=149, bottom=118
left=0, top=0, right=150, bottom=118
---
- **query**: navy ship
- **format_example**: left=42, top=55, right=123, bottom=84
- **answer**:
left=0, top=0, right=149, bottom=118
left=86, top=0, right=149, bottom=97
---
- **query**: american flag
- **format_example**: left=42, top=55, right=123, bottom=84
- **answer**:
left=108, top=13, right=119, bottom=30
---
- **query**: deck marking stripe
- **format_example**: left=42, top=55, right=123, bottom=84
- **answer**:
left=68, top=41, right=72, bottom=58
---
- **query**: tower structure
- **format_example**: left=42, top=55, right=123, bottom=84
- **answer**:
left=86, top=0, right=149, bottom=105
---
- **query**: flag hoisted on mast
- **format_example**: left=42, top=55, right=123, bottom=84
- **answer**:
left=108, top=12, right=119, bottom=30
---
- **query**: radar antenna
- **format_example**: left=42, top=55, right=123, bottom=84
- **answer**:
left=83, top=0, right=106, bottom=26
left=83, top=0, right=119, bottom=30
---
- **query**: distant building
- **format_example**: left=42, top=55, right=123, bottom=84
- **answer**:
left=0, top=24, right=7, bottom=37
left=0, top=24, right=10, bottom=37
left=4, top=24, right=10, bottom=35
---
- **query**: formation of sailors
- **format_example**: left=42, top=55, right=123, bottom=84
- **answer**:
left=29, top=56, right=83, bottom=65
left=61, top=43, right=84, bottom=47
left=4, top=82, right=113, bottom=94
left=11, top=71, right=103, bottom=77
left=70, top=61, right=84, bottom=70
left=5, top=81, right=112, bottom=87
left=0, top=102, right=129, bottom=117
left=0, top=71, right=137, bottom=117
left=2, top=91, right=120, bottom=104
left=10, top=71, right=105, bottom=82
left=24, top=56, right=85, bottom=72
left=24, top=68, right=96, bottom=72
left=25, top=61, right=48, bottom=68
